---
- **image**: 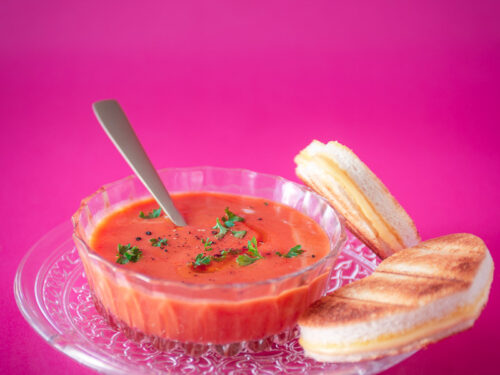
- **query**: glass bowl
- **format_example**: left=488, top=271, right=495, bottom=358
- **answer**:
left=72, top=167, right=346, bottom=356
left=16, top=222, right=419, bottom=374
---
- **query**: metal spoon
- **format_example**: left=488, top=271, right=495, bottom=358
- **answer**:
left=92, top=99, right=187, bottom=226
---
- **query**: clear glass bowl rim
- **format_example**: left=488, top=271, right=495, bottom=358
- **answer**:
left=72, top=166, right=346, bottom=291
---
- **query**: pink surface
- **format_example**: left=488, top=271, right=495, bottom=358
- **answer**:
left=1, top=1, right=499, bottom=373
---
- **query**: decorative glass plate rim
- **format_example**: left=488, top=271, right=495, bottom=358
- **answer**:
left=14, top=221, right=416, bottom=375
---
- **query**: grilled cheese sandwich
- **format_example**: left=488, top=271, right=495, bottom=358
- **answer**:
left=295, top=140, right=420, bottom=258
left=298, top=234, right=493, bottom=362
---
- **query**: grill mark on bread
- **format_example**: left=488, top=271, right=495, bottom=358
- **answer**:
left=333, top=295, right=408, bottom=307
left=300, top=295, right=409, bottom=326
left=417, top=233, right=485, bottom=255
left=376, top=270, right=474, bottom=283
left=335, top=272, right=469, bottom=307
left=377, top=236, right=485, bottom=283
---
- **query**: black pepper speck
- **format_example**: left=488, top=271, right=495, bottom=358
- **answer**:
left=146, top=231, right=152, bottom=235
left=136, top=237, right=142, bottom=241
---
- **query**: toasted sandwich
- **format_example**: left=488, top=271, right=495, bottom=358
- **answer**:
left=298, top=234, right=494, bottom=363
left=295, top=140, right=420, bottom=259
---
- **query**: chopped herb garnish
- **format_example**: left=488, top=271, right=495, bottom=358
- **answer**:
left=236, top=254, right=260, bottom=266
left=247, top=237, right=260, bottom=257
left=264, top=202, right=269, bottom=206
left=202, top=237, right=213, bottom=251
left=223, top=207, right=244, bottom=227
left=191, top=248, right=231, bottom=268
left=116, top=243, right=142, bottom=264
left=231, top=230, right=247, bottom=239
left=192, top=253, right=212, bottom=268
left=150, top=237, right=168, bottom=247
left=212, top=250, right=228, bottom=262
left=276, top=245, right=304, bottom=258
left=236, top=237, right=263, bottom=266
left=139, top=208, right=162, bottom=219
left=212, top=218, right=228, bottom=239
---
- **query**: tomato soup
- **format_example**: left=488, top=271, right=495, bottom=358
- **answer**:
left=91, top=192, right=329, bottom=284
left=76, top=192, right=335, bottom=345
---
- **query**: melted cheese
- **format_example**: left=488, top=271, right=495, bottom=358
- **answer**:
left=299, top=286, right=488, bottom=355
left=297, top=151, right=403, bottom=250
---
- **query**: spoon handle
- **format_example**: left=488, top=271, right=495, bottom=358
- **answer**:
left=92, top=100, right=187, bottom=226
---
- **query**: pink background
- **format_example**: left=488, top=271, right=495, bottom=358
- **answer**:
left=1, top=1, right=499, bottom=373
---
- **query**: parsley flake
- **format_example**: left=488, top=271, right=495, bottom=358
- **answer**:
left=212, top=250, right=228, bottom=262
left=236, top=237, right=263, bottom=266
left=202, top=238, right=213, bottom=251
left=236, top=254, right=260, bottom=266
left=139, top=208, right=162, bottom=219
left=276, top=245, right=304, bottom=258
left=192, top=253, right=212, bottom=268
left=212, top=218, right=228, bottom=239
left=223, top=207, right=244, bottom=227
left=247, top=237, right=260, bottom=257
left=150, top=238, right=168, bottom=247
left=231, top=230, right=247, bottom=239
left=116, top=243, right=142, bottom=264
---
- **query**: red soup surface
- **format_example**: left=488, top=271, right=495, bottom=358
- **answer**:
left=84, top=192, right=331, bottom=344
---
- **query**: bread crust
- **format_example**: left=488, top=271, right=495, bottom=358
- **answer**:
left=297, top=167, right=393, bottom=258
left=295, top=140, right=420, bottom=259
left=298, top=234, right=494, bottom=363
left=302, top=315, right=481, bottom=363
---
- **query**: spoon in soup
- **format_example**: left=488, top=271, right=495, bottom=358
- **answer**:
left=92, top=99, right=187, bottom=226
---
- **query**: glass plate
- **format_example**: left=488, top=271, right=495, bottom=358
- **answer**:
left=14, top=222, right=415, bottom=374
